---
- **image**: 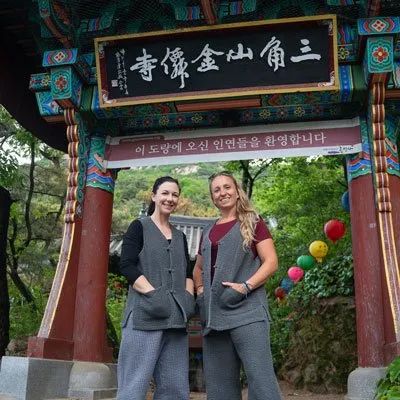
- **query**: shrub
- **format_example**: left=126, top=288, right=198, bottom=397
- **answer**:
left=376, top=357, right=400, bottom=400
left=278, top=296, right=357, bottom=393
left=9, top=282, right=46, bottom=341
left=268, top=249, right=356, bottom=393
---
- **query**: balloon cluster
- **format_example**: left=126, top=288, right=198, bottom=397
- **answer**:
left=274, top=218, right=346, bottom=301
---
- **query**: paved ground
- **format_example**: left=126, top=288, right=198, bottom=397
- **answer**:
left=146, top=381, right=345, bottom=400
left=0, top=381, right=345, bottom=400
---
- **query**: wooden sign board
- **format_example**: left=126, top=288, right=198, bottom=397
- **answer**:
left=95, top=15, right=338, bottom=107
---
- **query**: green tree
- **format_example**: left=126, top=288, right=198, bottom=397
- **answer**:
left=252, top=156, right=355, bottom=390
left=253, top=156, right=350, bottom=279
left=0, top=105, right=24, bottom=356
left=0, top=106, right=66, bottom=350
left=7, top=143, right=66, bottom=299
left=224, top=159, right=277, bottom=199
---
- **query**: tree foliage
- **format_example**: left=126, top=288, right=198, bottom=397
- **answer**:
left=224, top=159, right=277, bottom=199
left=0, top=106, right=20, bottom=187
left=376, top=356, right=400, bottom=400
left=0, top=107, right=66, bottom=353
left=252, top=157, right=351, bottom=287
left=248, top=156, right=355, bottom=392
left=6, top=140, right=66, bottom=303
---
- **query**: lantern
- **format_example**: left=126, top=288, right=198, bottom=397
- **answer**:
left=341, top=191, right=350, bottom=212
left=324, top=219, right=346, bottom=243
left=281, top=277, right=294, bottom=294
left=309, top=240, right=328, bottom=262
left=288, top=266, right=304, bottom=283
left=296, top=255, right=315, bottom=271
left=274, top=287, right=286, bottom=300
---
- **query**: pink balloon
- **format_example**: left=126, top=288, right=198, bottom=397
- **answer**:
left=288, top=266, right=304, bottom=283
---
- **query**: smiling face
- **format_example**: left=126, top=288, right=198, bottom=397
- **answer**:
left=210, top=175, right=239, bottom=212
left=151, top=181, right=180, bottom=216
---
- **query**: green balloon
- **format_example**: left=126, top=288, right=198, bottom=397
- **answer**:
left=296, top=255, right=315, bottom=270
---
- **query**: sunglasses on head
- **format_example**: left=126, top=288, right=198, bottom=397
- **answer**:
left=208, top=171, right=234, bottom=181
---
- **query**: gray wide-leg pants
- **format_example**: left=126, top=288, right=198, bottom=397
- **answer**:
left=117, top=323, right=189, bottom=400
left=203, top=320, right=282, bottom=400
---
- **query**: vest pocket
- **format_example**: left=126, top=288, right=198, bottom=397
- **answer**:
left=219, top=287, right=252, bottom=314
left=184, top=290, right=196, bottom=319
left=121, top=309, right=132, bottom=328
left=196, top=292, right=206, bottom=322
left=173, top=290, right=196, bottom=320
left=139, top=287, right=171, bottom=319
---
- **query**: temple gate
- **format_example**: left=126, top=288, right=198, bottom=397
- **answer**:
left=0, top=1, right=399, bottom=399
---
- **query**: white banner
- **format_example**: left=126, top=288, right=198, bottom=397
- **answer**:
left=104, top=118, right=361, bottom=169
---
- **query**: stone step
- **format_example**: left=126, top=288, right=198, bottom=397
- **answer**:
left=0, top=398, right=117, bottom=400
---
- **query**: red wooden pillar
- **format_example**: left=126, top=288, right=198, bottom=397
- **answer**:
left=28, top=109, right=84, bottom=360
left=72, top=186, right=114, bottom=362
left=349, top=173, right=385, bottom=366
left=361, top=33, right=400, bottom=365
left=384, top=168, right=400, bottom=362
left=71, top=137, right=116, bottom=362
left=368, top=82, right=400, bottom=361
left=27, top=221, right=82, bottom=359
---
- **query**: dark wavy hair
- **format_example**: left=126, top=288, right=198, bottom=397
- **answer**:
left=147, top=176, right=181, bottom=216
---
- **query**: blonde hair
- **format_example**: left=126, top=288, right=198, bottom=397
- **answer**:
left=209, top=172, right=259, bottom=249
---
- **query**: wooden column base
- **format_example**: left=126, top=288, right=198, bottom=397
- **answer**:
left=27, top=337, right=74, bottom=360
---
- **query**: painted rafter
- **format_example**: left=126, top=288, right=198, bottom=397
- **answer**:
left=38, top=0, right=72, bottom=48
left=367, top=0, right=381, bottom=17
left=200, top=0, right=217, bottom=24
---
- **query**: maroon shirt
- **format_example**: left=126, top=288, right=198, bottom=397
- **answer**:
left=198, top=218, right=272, bottom=280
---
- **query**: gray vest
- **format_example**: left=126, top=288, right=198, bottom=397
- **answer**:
left=197, top=221, right=270, bottom=335
left=122, top=217, right=195, bottom=330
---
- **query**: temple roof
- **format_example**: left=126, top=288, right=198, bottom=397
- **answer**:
left=0, top=1, right=67, bottom=150
left=1, top=1, right=400, bottom=151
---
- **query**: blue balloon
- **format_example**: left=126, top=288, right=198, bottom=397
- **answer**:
left=281, top=277, right=294, bottom=294
left=341, top=190, right=350, bottom=212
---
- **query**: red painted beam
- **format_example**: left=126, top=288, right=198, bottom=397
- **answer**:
left=385, top=90, right=400, bottom=100
left=176, top=97, right=261, bottom=112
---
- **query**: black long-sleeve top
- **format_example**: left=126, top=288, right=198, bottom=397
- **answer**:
left=119, top=219, right=193, bottom=284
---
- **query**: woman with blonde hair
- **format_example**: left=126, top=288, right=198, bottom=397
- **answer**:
left=193, top=171, right=281, bottom=400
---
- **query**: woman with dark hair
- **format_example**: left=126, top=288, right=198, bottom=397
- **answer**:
left=117, top=176, right=195, bottom=400
left=193, top=172, right=281, bottom=400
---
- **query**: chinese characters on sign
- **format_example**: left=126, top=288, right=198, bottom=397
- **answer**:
left=124, top=38, right=322, bottom=88
left=113, top=49, right=129, bottom=95
left=130, top=48, right=158, bottom=82
left=161, top=47, right=189, bottom=89
left=104, top=119, right=361, bottom=169
left=97, top=16, right=337, bottom=106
